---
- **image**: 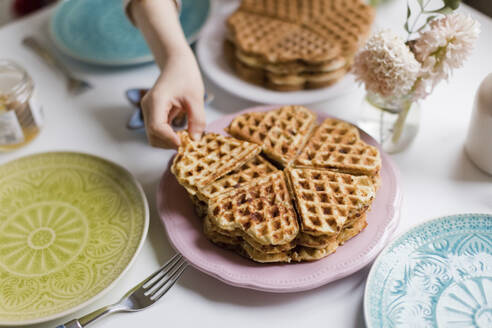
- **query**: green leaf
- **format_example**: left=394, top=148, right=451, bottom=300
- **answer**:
left=426, top=14, right=437, bottom=23
left=407, top=2, right=411, bottom=18
left=416, top=0, right=423, bottom=9
left=426, top=5, right=454, bottom=14
left=404, top=21, right=410, bottom=33
left=443, top=0, right=461, bottom=10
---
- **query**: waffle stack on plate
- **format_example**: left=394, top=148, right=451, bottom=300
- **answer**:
left=225, top=0, right=374, bottom=91
left=172, top=106, right=381, bottom=263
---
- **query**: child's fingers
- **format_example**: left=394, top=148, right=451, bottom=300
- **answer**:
left=168, top=106, right=180, bottom=124
left=147, top=122, right=180, bottom=149
left=148, top=132, right=178, bottom=149
left=185, top=97, right=206, bottom=141
left=142, top=93, right=181, bottom=149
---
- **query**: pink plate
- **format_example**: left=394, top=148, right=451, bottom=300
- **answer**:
left=157, top=106, right=401, bottom=293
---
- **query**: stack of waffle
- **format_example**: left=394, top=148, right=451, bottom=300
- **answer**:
left=225, top=0, right=374, bottom=91
left=171, top=106, right=381, bottom=263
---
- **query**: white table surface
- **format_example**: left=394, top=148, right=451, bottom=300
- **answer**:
left=1, top=1, right=491, bottom=327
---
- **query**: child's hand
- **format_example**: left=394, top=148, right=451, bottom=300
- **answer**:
left=141, top=48, right=205, bottom=149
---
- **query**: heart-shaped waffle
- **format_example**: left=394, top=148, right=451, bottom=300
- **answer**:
left=171, top=131, right=261, bottom=195
left=197, top=155, right=277, bottom=202
left=286, top=167, right=376, bottom=237
left=227, top=106, right=317, bottom=167
left=294, top=118, right=381, bottom=176
left=237, top=0, right=374, bottom=58
left=207, top=171, right=299, bottom=246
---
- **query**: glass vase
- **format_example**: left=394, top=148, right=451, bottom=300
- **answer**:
left=357, top=92, right=421, bottom=154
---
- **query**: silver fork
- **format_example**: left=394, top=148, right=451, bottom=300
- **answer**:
left=22, top=36, right=92, bottom=95
left=57, top=254, right=188, bottom=328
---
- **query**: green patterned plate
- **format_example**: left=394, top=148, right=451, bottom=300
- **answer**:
left=0, top=152, right=149, bottom=325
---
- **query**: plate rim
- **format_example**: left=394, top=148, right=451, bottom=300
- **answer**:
left=196, top=1, right=358, bottom=105
left=0, top=151, right=149, bottom=326
left=363, top=212, right=492, bottom=328
left=157, top=105, right=402, bottom=293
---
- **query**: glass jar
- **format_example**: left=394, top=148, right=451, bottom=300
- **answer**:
left=0, top=60, right=43, bottom=151
left=357, top=91, right=421, bottom=154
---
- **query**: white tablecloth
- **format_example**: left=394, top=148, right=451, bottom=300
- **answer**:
left=1, top=1, right=491, bottom=327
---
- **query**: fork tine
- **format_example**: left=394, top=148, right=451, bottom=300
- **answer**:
left=145, top=256, right=186, bottom=294
left=119, top=254, right=183, bottom=302
left=150, top=261, right=188, bottom=301
left=141, top=254, right=182, bottom=289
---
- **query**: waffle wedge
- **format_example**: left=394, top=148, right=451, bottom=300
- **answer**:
left=300, top=0, right=375, bottom=58
left=208, top=171, right=299, bottom=246
left=171, top=132, right=261, bottom=195
left=227, top=10, right=342, bottom=65
left=291, top=241, right=338, bottom=262
left=243, top=235, right=296, bottom=254
left=194, top=155, right=277, bottom=219
left=227, top=106, right=317, bottom=167
left=190, top=194, right=208, bottom=218
left=296, top=231, right=336, bottom=249
left=203, top=215, right=241, bottom=247
left=291, top=213, right=367, bottom=262
left=294, top=118, right=381, bottom=176
left=296, top=211, right=368, bottom=248
left=237, top=0, right=374, bottom=58
left=197, top=155, right=277, bottom=202
left=337, top=213, right=367, bottom=245
left=205, top=214, right=296, bottom=258
left=286, top=167, right=375, bottom=237
left=240, top=242, right=292, bottom=263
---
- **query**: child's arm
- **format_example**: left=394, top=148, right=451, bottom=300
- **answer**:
left=129, top=0, right=205, bottom=148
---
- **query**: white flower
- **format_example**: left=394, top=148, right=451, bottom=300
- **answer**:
left=412, top=13, right=480, bottom=100
left=352, top=29, right=421, bottom=99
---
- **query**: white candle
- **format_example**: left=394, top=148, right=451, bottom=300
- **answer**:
left=465, top=73, right=492, bottom=175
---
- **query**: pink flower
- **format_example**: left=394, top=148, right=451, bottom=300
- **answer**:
left=411, top=13, right=480, bottom=100
left=352, top=30, right=420, bottom=99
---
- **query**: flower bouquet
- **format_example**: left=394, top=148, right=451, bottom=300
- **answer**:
left=353, top=0, right=480, bottom=153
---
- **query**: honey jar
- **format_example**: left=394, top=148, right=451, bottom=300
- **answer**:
left=0, top=60, right=43, bottom=151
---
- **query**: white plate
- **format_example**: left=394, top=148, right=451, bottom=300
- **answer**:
left=196, top=1, right=357, bottom=105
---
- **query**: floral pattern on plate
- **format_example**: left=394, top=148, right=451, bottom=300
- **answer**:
left=364, top=214, right=492, bottom=328
left=0, top=152, right=148, bottom=325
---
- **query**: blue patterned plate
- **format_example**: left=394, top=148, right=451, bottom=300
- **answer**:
left=364, top=214, right=492, bottom=328
left=50, top=0, right=210, bottom=66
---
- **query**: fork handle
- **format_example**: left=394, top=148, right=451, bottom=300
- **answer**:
left=56, top=304, right=123, bottom=328
left=22, top=36, right=74, bottom=80
left=56, top=320, right=82, bottom=328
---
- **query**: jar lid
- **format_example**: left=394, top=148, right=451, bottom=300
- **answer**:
left=0, top=60, right=32, bottom=99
